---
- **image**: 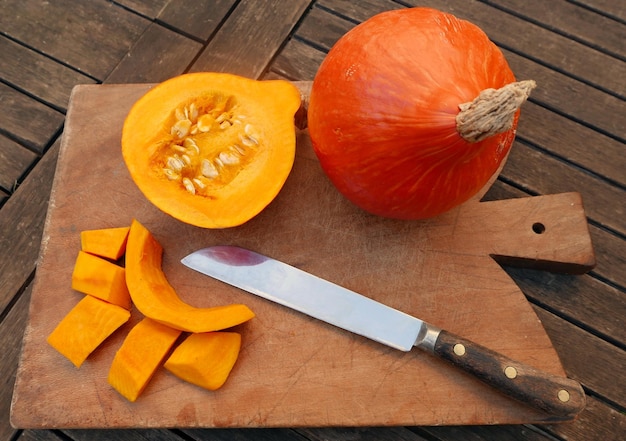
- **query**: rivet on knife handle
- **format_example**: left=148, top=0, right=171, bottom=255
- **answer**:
left=419, top=327, right=586, bottom=418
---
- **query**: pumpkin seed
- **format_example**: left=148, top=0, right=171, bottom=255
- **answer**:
left=167, top=156, right=185, bottom=172
left=201, top=159, right=219, bottom=179
left=218, top=151, right=239, bottom=165
left=175, top=107, right=186, bottom=121
left=184, top=138, right=200, bottom=154
left=231, top=145, right=246, bottom=155
left=171, top=119, right=191, bottom=138
left=182, top=177, right=195, bottom=194
left=193, top=178, right=206, bottom=189
left=163, top=168, right=180, bottom=180
left=240, top=135, right=258, bottom=147
left=188, top=103, right=198, bottom=122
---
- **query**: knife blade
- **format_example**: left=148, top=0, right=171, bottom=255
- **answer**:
left=182, top=245, right=585, bottom=418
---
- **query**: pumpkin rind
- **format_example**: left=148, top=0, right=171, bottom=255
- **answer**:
left=308, top=8, right=521, bottom=219
left=122, top=73, right=301, bottom=228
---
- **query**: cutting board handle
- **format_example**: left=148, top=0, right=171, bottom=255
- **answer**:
left=458, top=192, right=596, bottom=274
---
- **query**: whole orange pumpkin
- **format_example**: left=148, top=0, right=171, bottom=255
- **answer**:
left=308, top=7, right=535, bottom=219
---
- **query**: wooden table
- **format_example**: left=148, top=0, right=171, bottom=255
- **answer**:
left=1, top=1, right=624, bottom=440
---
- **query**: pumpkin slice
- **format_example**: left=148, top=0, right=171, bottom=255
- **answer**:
left=47, top=295, right=131, bottom=368
left=164, top=332, right=242, bottom=391
left=125, top=219, right=255, bottom=332
left=80, top=226, right=130, bottom=260
left=122, top=73, right=301, bottom=228
left=108, top=317, right=182, bottom=402
left=71, top=250, right=131, bottom=309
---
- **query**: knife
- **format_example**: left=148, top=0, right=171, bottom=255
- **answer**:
left=181, top=245, right=585, bottom=418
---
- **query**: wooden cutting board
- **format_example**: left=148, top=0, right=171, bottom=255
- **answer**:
left=11, top=83, right=595, bottom=428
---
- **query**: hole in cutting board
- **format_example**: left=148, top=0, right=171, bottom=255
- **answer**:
left=532, top=222, right=546, bottom=234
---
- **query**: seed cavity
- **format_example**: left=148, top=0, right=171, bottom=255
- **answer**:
left=196, top=115, right=213, bottom=133
left=162, top=97, right=262, bottom=195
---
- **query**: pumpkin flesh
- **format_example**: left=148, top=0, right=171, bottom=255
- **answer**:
left=80, top=226, right=130, bottom=260
left=47, top=295, right=131, bottom=367
left=122, top=73, right=301, bottom=228
left=108, top=317, right=182, bottom=402
left=125, top=219, right=255, bottom=332
left=164, top=331, right=242, bottom=391
left=71, top=251, right=131, bottom=309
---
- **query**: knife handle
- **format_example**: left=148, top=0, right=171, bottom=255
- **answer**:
left=432, top=330, right=585, bottom=418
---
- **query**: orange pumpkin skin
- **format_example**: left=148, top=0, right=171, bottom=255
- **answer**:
left=308, top=8, right=518, bottom=219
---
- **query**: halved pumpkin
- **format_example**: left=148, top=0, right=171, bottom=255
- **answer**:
left=122, top=73, right=301, bottom=228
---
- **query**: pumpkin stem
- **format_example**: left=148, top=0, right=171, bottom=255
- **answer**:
left=456, top=80, right=536, bottom=143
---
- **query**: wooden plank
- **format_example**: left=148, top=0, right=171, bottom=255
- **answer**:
left=416, top=423, right=555, bottom=441
left=411, top=0, right=626, bottom=97
left=0, top=189, right=8, bottom=206
left=17, top=430, right=65, bottom=441
left=503, top=49, right=624, bottom=139
left=0, top=0, right=149, bottom=79
left=0, top=139, right=59, bottom=314
left=489, top=0, right=626, bottom=60
left=190, top=0, right=312, bottom=78
left=0, top=284, right=31, bottom=440
left=502, top=140, right=624, bottom=235
left=269, top=38, right=325, bottom=80
left=533, top=306, right=626, bottom=406
left=296, top=4, right=354, bottom=50
left=574, top=0, right=626, bottom=21
left=183, top=428, right=308, bottom=441
left=533, top=250, right=625, bottom=325
left=0, top=135, right=38, bottom=192
left=62, top=429, right=182, bottom=441
left=113, top=0, right=170, bottom=18
left=158, top=0, right=237, bottom=41
left=588, top=225, right=626, bottom=289
left=0, top=83, right=64, bottom=153
left=539, top=394, right=626, bottom=441
left=0, top=36, right=96, bottom=110
left=517, top=102, right=625, bottom=188
left=317, top=0, right=402, bottom=22
left=106, top=23, right=203, bottom=84
left=297, top=427, right=429, bottom=441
